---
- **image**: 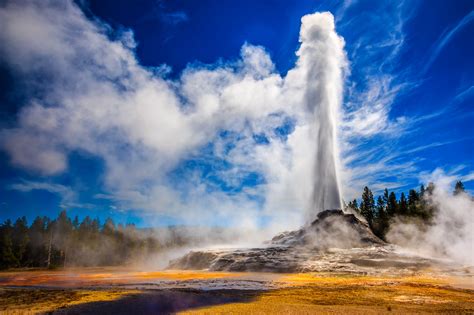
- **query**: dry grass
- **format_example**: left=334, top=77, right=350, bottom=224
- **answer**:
left=0, top=288, right=139, bottom=314
left=181, top=274, right=474, bottom=314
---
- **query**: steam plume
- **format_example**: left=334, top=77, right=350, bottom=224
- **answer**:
left=387, top=170, right=474, bottom=266
left=295, top=13, right=345, bottom=219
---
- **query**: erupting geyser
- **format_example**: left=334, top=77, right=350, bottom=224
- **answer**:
left=168, top=13, right=450, bottom=274
left=295, top=13, right=345, bottom=220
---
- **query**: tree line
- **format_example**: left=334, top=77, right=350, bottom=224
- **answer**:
left=0, top=211, right=191, bottom=270
left=347, top=181, right=467, bottom=240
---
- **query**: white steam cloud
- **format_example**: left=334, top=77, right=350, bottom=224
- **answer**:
left=0, top=1, right=347, bottom=229
left=387, top=169, right=474, bottom=266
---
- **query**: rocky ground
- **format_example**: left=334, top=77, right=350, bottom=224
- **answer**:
left=169, top=210, right=452, bottom=275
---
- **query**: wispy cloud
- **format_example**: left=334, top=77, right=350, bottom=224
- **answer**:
left=9, top=179, right=75, bottom=202
left=335, top=1, right=473, bottom=200
left=336, top=0, right=423, bottom=198
left=334, top=0, right=357, bottom=23
left=8, top=179, right=97, bottom=209
left=339, top=0, right=417, bottom=139
left=419, top=167, right=474, bottom=189
left=454, top=85, right=474, bottom=103
left=161, top=11, right=188, bottom=25
left=422, top=10, right=474, bottom=75
left=139, top=1, right=189, bottom=26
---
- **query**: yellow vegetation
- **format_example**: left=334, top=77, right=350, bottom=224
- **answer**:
left=128, top=270, right=239, bottom=280
left=0, top=288, right=139, bottom=314
left=0, top=270, right=472, bottom=314
left=0, top=268, right=240, bottom=287
left=182, top=274, right=474, bottom=314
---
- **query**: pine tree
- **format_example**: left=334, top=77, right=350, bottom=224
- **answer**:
left=373, top=195, right=389, bottom=239
left=103, top=218, right=116, bottom=235
left=420, top=184, right=425, bottom=198
left=360, top=186, right=375, bottom=226
left=72, top=216, right=80, bottom=229
left=28, top=216, right=48, bottom=267
left=454, top=181, right=465, bottom=196
left=348, top=199, right=359, bottom=212
left=383, top=188, right=389, bottom=205
left=399, top=192, right=408, bottom=215
left=376, top=196, right=385, bottom=213
left=91, top=218, right=101, bottom=235
left=387, top=192, right=397, bottom=217
left=418, top=184, right=428, bottom=219
left=12, top=217, right=29, bottom=266
left=407, top=189, right=419, bottom=215
left=55, top=211, right=73, bottom=267
left=426, top=182, right=435, bottom=196
left=0, top=220, right=18, bottom=268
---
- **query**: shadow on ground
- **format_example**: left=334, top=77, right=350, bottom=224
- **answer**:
left=52, top=289, right=259, bottom=314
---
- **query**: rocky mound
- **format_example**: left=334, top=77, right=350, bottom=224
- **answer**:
left=270, top=209, right=384, bottom=247
left=168, top=210, right=399, bottom=273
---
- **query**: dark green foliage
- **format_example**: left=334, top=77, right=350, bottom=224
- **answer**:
left=407, top=189, right=419, bottom=215
left=360, top=186, right=375, bottom=227
left=372, top=196, right=389, bottom=240
left=346, top=179, right=469, bottom=240
left=387, top=192, right=397, bottom=217
left=405, top=184, right=434, bottom=220
left=28, top=216, right=48, bottom=267
left=348, top=199, right=359, bottom=212
left=0, top=211, right=165, bottom=270
left=398, top=192, right=408, bottom=215
left=382, top=189, right=389, bottom=205
left=454, top=181, right=465, bottom=196
left=12, top=217, right=29, bottom=265
left=0, top=220, right=18, bottom=268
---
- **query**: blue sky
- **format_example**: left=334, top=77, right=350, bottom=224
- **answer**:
left=0, top=0, right=472, bottom=227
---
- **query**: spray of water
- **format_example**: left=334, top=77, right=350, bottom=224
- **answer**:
left=295, top=13, right=345, bottom=220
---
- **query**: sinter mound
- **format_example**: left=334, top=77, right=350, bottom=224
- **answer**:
left=167, top=210, right=436, bottom=274
left=270, top=209, right=384, bottom=247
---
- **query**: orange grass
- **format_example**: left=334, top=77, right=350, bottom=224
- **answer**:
left=0, top=268, right=241, bottom=287
left=0, top=288, right=139, bottom=314
left=0, top=269, right=472, bottom=314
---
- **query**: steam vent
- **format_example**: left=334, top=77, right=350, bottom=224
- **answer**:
left=168, top=209, right=433, bottom=273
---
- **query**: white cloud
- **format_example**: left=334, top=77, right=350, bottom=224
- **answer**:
left=419, top=167, right=474, bottom=189
left=334, top=1, right=435, bottom=200
left=0, top=2, right=346, bottom=229
left=8, top=179, right=76, bottom=206
left=422, top=10, right=474, bottom=75
left=342, top=75, right=405, bottom=137
left=161, top=11, right=189, bottom=25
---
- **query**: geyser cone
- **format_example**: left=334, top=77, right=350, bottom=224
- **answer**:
left=296, top=13, right=345, bottom=219
left=169, top=210, right=390, bottom=273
